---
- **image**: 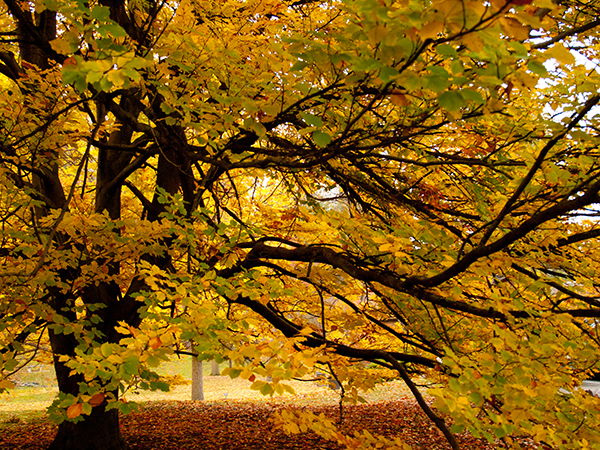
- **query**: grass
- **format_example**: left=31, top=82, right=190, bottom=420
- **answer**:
left=0, top=357, right=411, bottom=424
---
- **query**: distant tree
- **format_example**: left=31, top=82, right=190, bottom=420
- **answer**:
left=211, top=360, right=220, bottom=377
left=2, top=0, right=600, bottom=449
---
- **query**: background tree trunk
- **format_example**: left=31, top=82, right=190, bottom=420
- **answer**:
left=211, top=360, right=220, bottom=376
left=191, top=357, right=204, bottom=401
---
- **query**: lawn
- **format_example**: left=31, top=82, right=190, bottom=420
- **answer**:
left=0, top=359, right=539, bottom=450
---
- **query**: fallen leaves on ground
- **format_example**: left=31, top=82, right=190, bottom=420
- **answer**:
left=0, top=396, right=540, bottom=450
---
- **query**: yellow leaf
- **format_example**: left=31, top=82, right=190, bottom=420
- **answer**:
left=67, top=403, right=83, bottom=419
left=367, top=25, right=387, bottom=46
left=514, top=11, right=542, bottom=28
left=515, top=71, right=539, bottom=89
left=34, top=0, right=46, bottom=13
left=0, top=379, right=15, bottom=390
left=490, top=0, right=508, bottom=10
left=107, top=70, right=126, bottom=87
left=456, top=396, right=471, bottom=407
left=50, top=38, right=72, bottom=55
left=545, top=43, right=576, bottom=66
left=419, top=21, right=444, bottom=40
left=534, top=0, right=556, bottom=9
left=379, top=242, right=395, bottom=252
left=465, top=0, right=486, bottom=18
left=461, top=34, right=484, bottom=53
left=500, top=18, right=530, bottom=41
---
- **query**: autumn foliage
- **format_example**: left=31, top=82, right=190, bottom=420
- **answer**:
left=1, top=0, right=600, bottom=448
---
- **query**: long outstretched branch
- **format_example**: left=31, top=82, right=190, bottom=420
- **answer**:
left=376, top=351, right=460, bottom=450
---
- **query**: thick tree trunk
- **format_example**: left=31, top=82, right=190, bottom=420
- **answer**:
left=48, top=406, right=127, bottom=450
left=48, top=329, right=128, bottom=450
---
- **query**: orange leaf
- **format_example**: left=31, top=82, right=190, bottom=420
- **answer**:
left=390, top=93, right=407, bottom=107
left=67, top=403, right=83, bottom=419
left=89, top=393, right=105, bottom=407
left=62, top=56, right=77, bottom=67
left=149, top=336, right=162, bottom=350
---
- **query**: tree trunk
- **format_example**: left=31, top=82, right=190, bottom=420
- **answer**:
left=47, top=328, right=128, bottom=450
left=48, top=406, right=127, bottom=450
left=192, top=357, right=204, bottom=400
left=211, top=360, right=220, bottom=376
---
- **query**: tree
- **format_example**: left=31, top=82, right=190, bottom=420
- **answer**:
left=1, top=0, right=600, bottom=448
left=210, top=360, right=220, bottom=376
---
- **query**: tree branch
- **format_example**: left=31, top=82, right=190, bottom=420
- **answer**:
left=532, top=18, right=600, bottom=50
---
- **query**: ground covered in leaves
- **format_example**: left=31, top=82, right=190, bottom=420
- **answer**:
left=1, top=397, right=539, bottom=450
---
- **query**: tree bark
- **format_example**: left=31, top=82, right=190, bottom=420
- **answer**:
left=47, top=329, right=128, bottom=450
left=48, top=406, right=127, bottom=450
left=211, top=360, right=220, bottom=376
left=192, top=357, right=204, bottom=401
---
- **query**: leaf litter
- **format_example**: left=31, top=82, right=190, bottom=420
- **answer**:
left=1, top=380, right=541, bottom=450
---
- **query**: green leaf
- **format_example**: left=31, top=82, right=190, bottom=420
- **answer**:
left=100, top=343, right=112, bottom=358
left=312, top=131, right=332, bottom=148
left=493, top=426, right=507, bottom=439
left=379, top=66, right=399, bottom=82
left=468, top=392, right=484, bottom=406
left=149, top=381, right=170, bottom=391
left=160, top=102, right=175, bottom=115
left=146, top=355, right=161, bottom=367
left=290, top=61, right=309, bottom=71
left=423, top=74, right=449, bottom=93
left=86, top=70, right=104, bottom=84
left=81, top=402, right=92, bottom=415
left=461, top=89, right=485, bottom=104
left=122, top=68, right=141, bottom=83
left=300, top=113, right=323, bottom=128
left=102, top=24, right=128, bottom=38
left=123, top=355, right=139, bottom=375
left=450, top=59, right=464, bottom=75
left=449, top=377, right=462, bottom=393
left=450, top=423, right=465, bottom=433
left=436, top=44, right=458, bottom=57
left=62, top=67, right=83, bottom=85
left=194, top=340, right=212, bottom=352
left=90, top=6, right=111, bottom=20
left=4, top=359, right=18, bottom=371
left=353, top=58, right=383, bottom=72
left=438, top=91, right=465, bottom=111
left=260, top=383, right=274, bottom=396
left=403, top=75, right=421, bottom=91
left=226, top=368, right=242, bottom=379
left=118, top=402, right=132, bottom=414
left=250, top=380, right=267, bottom=390
left=527, top=60, right=548, bottom=76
